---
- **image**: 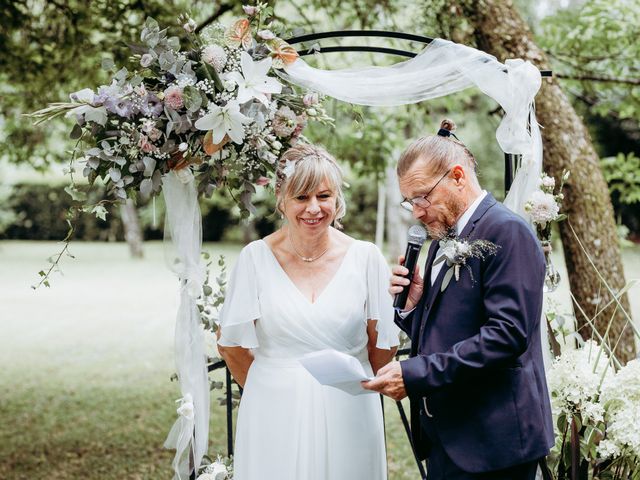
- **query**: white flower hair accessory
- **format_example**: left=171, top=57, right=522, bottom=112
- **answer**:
left=282, top=159, right=296, bottom=178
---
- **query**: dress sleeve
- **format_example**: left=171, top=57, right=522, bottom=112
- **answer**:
left=365, top=243, right=401, bottom=349
left=217, top=244, right=260, bottom=348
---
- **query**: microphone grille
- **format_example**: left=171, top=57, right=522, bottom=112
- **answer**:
left=407, top=225, right=427, bottom=245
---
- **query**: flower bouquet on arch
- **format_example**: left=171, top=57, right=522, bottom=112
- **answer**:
left=28, top=3, right=332, bottom=286
left=524, top=170, right=569, bottom=292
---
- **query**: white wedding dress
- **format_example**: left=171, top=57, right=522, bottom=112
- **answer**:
left=218, top=239, right=400, bottom=480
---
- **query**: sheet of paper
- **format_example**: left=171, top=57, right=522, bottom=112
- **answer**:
left=298, top=349, right=375, bottom=396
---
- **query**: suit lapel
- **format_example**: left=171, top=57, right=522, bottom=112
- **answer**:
left=421, top=193, right=498, bottom=323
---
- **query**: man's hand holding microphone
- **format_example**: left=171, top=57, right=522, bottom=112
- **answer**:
left=362, top=225, right=427, bottom=400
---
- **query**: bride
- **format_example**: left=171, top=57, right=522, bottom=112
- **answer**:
left=216, top=143, right=400, bottom=480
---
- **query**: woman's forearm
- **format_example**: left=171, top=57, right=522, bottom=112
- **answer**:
left=366, top=319, right=398, bottom=374
left=218, top=345, right=254, bottom=388
left=368, top=346, right=398, bottom=374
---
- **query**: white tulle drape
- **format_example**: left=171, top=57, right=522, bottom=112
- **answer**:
left=162, top=170, right=209, bottom=480
left=280, top=38, right=543, bottom=221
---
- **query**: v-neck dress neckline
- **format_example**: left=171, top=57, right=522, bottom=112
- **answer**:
left=260, top=239, right=357, bottom=305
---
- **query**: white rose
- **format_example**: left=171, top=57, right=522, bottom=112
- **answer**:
left=197, top=474, right=216, bottom=480
left=541, top=175, right=555, bottom=190
left=454, top=241, right=470, bottom=257
left=440, top=243, right=457, bottom=262
left=208, top=462, right=229, bottom=480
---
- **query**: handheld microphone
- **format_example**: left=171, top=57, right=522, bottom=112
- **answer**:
left=393, top=225, right=427, bottom=311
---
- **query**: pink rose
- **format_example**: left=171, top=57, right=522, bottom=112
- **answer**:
left=138, top=135, right=156, bottom=153
left=164, top=86, right=184, bottom=110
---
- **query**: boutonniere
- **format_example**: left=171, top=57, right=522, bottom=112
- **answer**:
left=433, top=236, right=500, bottom=292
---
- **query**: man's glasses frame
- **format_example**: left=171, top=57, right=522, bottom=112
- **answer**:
left=400, top=169, right=451, bottom=212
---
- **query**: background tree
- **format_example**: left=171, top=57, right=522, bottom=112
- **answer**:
left=455, top=0, right=637, bottom=362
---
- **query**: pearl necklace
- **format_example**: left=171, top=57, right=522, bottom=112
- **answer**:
left=288, top=232, right=331, bottom=263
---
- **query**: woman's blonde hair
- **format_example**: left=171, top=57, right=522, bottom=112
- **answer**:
left=275, top=143, right=346, bottom=229
left=397, top=119, right=479, bottom=186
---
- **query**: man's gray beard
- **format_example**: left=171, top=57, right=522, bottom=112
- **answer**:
left=426, top=195, right=465, bottom=240
left=428, top=225, right=457, bottom=241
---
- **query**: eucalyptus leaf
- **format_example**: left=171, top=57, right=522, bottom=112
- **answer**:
left=140, top=178, right=153, bottom=197
left=183, top=86, right=202, bottom=112
left=441, top=267, right=454, bottom=292
left=101, top=57, right=115, bottom=71
left=142, top=156, right=156, bottom=177
left=69, top=123, right=83, bottom=139
left=113, top=67, right=128, bottom=83
left=167, top=36, right=180, bottom=51
left=432, top=254, right=446, bottom=266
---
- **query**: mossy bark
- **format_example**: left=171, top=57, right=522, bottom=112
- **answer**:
left=459, top=0, right=636, bottom=362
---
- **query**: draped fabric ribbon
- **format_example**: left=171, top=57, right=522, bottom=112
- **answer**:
left=162, top=170, right=209, bottom=480
left=279, top=38, right=543, bottom=220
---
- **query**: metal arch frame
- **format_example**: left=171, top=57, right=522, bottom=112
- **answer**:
left=191, top=31, right=553, bottom=480
left=284, top=30, right=552, bottom=195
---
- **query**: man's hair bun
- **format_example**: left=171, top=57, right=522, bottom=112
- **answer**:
left=440, top=118, right=456, bottom=133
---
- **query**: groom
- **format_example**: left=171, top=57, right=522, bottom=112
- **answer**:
left=362, top=127, right=554, bottom=479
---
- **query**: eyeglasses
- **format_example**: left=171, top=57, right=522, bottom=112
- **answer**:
left=400, top=169, right=450, bottom=212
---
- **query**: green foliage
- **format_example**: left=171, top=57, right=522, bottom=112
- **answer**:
left=538, top=0, right=640, bottom=122
left=601, top=152, right=640, bottom=206
left=2, top=182, right=121, bottom=241
left=0, top=0, right=200, bottom=168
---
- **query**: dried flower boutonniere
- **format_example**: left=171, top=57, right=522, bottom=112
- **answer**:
left=433, top=236, right=500, bottom=292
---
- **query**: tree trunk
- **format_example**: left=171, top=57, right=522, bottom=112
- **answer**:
left=120, top=199, right=144, bottom=259
left=459, top=0, right=636, bottom=362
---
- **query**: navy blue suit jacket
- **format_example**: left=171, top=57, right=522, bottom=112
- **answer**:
left=396, top=193, right=554, bottom=473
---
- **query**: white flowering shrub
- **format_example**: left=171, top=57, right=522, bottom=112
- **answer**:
left=546, top=340, right=640, bottom=479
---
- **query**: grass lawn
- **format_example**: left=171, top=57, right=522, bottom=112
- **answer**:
left=0, top=241, right=419, bottom=480
left=1, top=240, right=638, bottom=479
